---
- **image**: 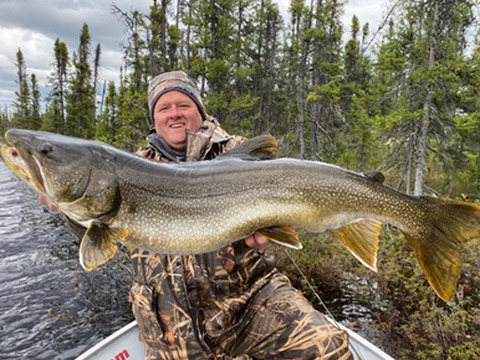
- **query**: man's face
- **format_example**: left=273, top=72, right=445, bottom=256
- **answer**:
left=153, top=91, right=203, bottom=152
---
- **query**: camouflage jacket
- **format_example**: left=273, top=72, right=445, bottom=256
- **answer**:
left=130, top=117, right=289, bottom=359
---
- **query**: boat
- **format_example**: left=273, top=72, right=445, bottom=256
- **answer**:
left=75, top=319, right=395, bottom=360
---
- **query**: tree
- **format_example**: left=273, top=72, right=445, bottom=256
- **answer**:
left=146, top=0, right=172, bottom=76
left=337, top=16, right=380, bottom=171
left=308, top=0, right=344, bottom=161
left=374, top=0, right=476, bottom=195
left=112, top=5, right=151, bottom=148
left=30, top=74, right=42, bottom=130
left=252, top=0, right=284, bottom=136
left=413, top=0, right=440, bottom=195
left=95, top=81, right=118, bottom=144
left=65, top=23, right=96, bottom=138
left=12, top=48, right=31, bottom=129
left=45, top=38, right=70, bottom=133
left=0, top=106, right=11, bottom=136
left=93, top=43, right=102, bottom=113
left=284, top=0, right=314, bottom=159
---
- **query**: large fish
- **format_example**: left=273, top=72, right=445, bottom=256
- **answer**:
left=2, top=129, right=480, bottom=301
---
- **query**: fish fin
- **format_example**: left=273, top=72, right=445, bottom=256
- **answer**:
left=361, top=171, right=385, bottom=184
left=331, top=220, right=382, bottom=271
left=403, top=197, right=480, bottom=301
left=216, top=135, right=277, bottom=161
left=257, top=225, right=303, bottom=250
left=79, top=223, right=128, bottom=271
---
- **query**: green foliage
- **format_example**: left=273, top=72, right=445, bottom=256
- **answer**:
left=12, top=49, right=31, bottom=129
left=65, top=23, right=96, bottom=139
left=373, top=234, right=480, bottom=359
left=4, top=1, right=480, bottom=356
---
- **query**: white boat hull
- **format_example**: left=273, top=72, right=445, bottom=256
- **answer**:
left=75, top=320, right=395, bottom=360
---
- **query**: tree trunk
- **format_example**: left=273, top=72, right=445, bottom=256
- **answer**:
left=414, top=0, right=439, bottom=196
left=186, top=0, right=192, bottom=70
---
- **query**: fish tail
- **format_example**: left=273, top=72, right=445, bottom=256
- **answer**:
left=403, top=197, right=480, bottom=301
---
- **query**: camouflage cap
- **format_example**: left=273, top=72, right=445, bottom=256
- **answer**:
left=148, top=71, right=207, bottom=122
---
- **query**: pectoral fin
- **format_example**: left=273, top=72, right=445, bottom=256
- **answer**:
left=331, top=220, right=382, bottom=271
left=257, top=225, right=302, bottom=250
left=79, top=223, right=129, bottom=271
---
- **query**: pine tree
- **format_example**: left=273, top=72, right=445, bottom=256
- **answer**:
left=12, top=48, right=31, bottom=129
left=283, top=0, right=313, bottom=159
left=112, top=5, right=150, bottom=149
left=252, top=0, right=284, bottom=136
left=93, top=43, right=102, bottom=114
left=450, top=26, right=480, bottom=197
left=65, top=23, right=96, bottom=138
left=308, top=0, right=344, bottom=161
left=376, top=0, right=477, bottom=195
left=30, top=74, right=42, bottom=130
left=336, top=16, right=383, bottom=171
left=147, top=0, right=172, bottom=76
left=114, top=77, right=149, bottom=151
left=0, top=106, right=11, bottom=136
left=44, top=38, right=69, bottom=133
left=95, top=81, right=118, bottom=144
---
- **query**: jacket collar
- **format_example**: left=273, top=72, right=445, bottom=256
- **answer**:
left=146, top=117, right=232, bottom=163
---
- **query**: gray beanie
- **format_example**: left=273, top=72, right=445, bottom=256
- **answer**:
left=148, top=71, right=207, bottom=122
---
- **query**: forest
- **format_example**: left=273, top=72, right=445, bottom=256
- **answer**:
left=2, top=0, right=480, bottom=358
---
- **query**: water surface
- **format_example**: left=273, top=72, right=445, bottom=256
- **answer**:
left=0, top=160, right=133, bottom=360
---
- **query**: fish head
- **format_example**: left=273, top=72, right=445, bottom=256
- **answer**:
left=2, top=129, right=119, bottom=220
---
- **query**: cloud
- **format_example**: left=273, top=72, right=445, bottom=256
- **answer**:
left=0, top=0, right=155, bottom=108
left=342, top=0, right=389, bottom=36
left=0, top=0, right=386, bottom=109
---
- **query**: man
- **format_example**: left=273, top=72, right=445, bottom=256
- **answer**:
left=43, top=71, right=353, bottom=360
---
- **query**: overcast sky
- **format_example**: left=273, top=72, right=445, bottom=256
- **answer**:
left=0, top=0, right=388, bottom=110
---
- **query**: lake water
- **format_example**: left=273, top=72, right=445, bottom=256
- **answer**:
left=0, top=160, right=133, bottom=360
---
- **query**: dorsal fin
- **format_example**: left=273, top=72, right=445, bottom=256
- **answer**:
left=361, top=171, right=385, bottom=184
left=216, top=135, right=277, bottom=161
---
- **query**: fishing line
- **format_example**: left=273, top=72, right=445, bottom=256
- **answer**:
left=284, top=249, right=363, bottom=360
left=283, top=249, right=335, bottom=319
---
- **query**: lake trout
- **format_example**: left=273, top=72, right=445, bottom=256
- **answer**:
left=2, top=129, right=480, bottom=302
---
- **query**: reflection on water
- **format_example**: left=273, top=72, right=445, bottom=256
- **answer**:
left=0, top=160, right=133, bottom=360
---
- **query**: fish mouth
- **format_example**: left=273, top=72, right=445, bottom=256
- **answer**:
left=1, top=144, right=46, bottom=193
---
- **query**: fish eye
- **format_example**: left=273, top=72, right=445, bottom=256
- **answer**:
left=39, top=142, right=53, bottom=155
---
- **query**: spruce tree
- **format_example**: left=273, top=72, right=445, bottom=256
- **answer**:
left=44, top=38, right=69, bottom=133
left=65, top=23, right=96, bottom=138
left=12, top=48, right=31, bottom=129
left=30, top=73, right=42, bottom=130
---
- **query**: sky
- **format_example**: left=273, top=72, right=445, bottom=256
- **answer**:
left=0, top=0, right=389, bottom=110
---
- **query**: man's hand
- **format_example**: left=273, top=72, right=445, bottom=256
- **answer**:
left=245, top=232, right=272, bottom=249
left=38, top=194, right=63, bottom=214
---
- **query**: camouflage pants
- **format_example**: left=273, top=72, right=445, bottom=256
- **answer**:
left=134, top=282, right=353, bottom=360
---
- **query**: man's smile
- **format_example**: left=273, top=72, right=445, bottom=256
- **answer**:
left=170, top=123, right=186, bottom=129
